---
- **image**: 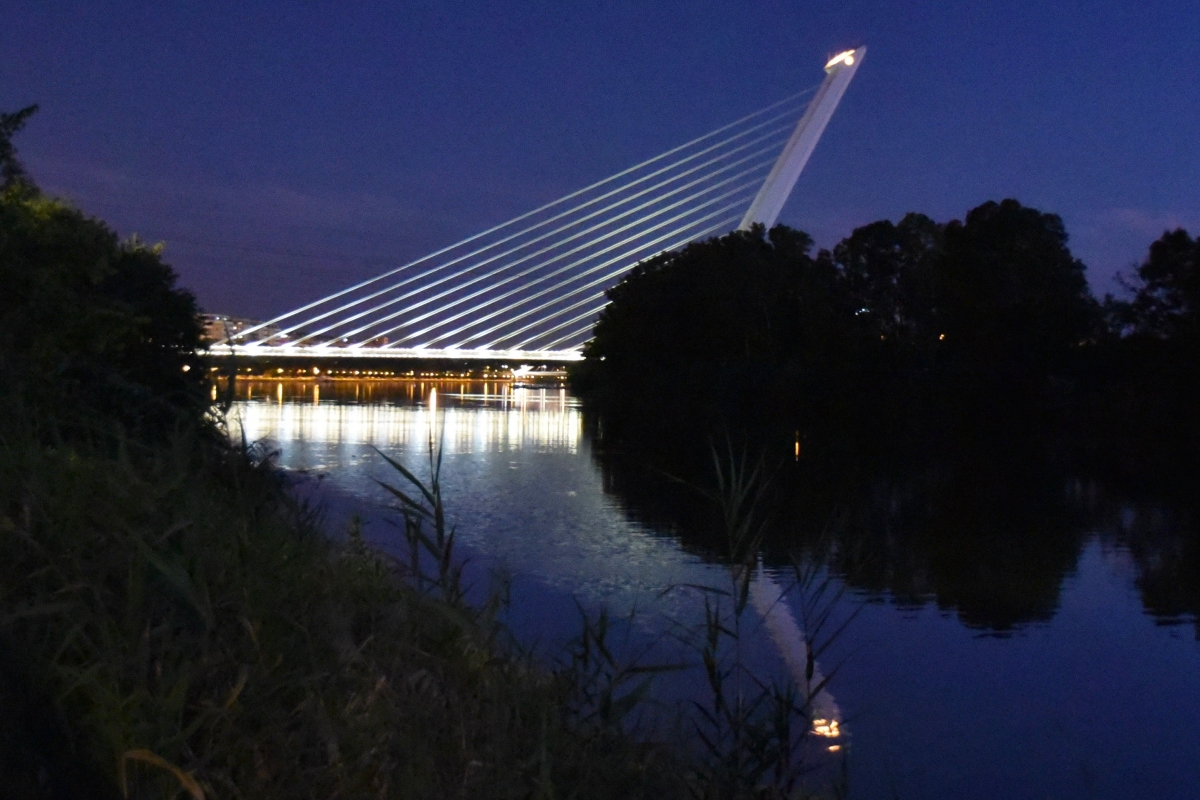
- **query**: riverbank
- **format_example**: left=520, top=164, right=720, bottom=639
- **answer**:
left=0, top=175, right=757, bottom=798
left=0, top=409, right=693, bottom=799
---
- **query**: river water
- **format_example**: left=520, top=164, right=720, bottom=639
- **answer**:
left=230, top=380, right=1200, bottom=799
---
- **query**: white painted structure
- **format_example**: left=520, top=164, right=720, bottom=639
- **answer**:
left=216, top=48, right=866, bottom=362
left=740, top=47, right=866, bottom=231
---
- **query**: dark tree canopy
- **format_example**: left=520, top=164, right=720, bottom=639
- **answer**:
left=576, top=199, right=1104, bottom=456
left=0, top=112, right=206, bottom=426
left=832, top=212, right=940, bottom=346
left=931, top=199, right=1099, bottom=381
left=587, top=224, right=855, bottom=372
left=0, top=104, right=38, bottom=190
left=1116, top=228, right=1200, bottom=340
left=578, top=224, right=869, bottom=447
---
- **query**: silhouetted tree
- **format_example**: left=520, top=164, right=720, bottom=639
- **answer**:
left=1113, top=228, right=1200, bottom=341
left=578, top=224, right=866, bottom=454
left=0, top=104, right=38, bottom=191
left=578, top=200, right=1104, bottom=456
left=832, top=212, right=941, bottom=347
left=1090, top=229, right=1200, bottom=482
left=0, top=107, right=206, bottom=428
left=930, top=199, right=1100, bottom=390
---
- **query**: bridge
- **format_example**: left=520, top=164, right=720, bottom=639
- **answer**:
left=213, top=48, right=865, bottom=365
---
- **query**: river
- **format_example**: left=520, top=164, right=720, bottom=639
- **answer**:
left=229, top=379, right=1200, bottom=799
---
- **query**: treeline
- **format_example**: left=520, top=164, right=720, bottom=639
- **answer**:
left=573, top=200, right=1200, bottom=486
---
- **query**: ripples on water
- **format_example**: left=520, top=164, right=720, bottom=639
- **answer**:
left=230, top=383, right=728, bottom=612
left=228, top=380, right=1200, bottom=800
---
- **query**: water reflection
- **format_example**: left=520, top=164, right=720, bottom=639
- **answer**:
left=232, top=379, right=1200, bottom=637
left=226, top=381, right=745, bottom=622
left=591, top=423, right=1200, bottom=636
left=231, top=381, right=581, bottom=454
left=222, top=381, right=1200, bottom=799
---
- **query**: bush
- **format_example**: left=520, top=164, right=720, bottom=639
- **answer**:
left=0, top=183, right=206, bottom=430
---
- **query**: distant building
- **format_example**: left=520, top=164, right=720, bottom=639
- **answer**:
left=201, top=314, right=282, bottom=345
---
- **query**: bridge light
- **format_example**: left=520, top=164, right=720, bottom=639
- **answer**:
left=825, top=50, right=857, bottom=69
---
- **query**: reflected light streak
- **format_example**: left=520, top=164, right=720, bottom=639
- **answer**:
left=229, top=398, right=583, bottom=455
left=750, top=565, right=842, bottom=731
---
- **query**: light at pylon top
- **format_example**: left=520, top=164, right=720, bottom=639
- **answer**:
left=824, top=50, right=857, bottom=70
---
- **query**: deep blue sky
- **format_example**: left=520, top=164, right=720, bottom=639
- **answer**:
left=3, top=1, right=1198, bottom=318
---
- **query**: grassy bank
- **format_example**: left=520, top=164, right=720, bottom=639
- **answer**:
left=0, top=410, right=692, bottom=799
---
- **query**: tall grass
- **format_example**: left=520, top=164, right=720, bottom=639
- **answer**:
left=0, top=404, right=850, bottom=798
left=380, top=435, right=851, bottom=799
left=0, top=412, right=685, bottom=799
left=654, top=442, right=851, bottom=799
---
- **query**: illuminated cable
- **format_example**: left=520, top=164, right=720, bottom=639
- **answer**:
left=226, top=89, right=816, bottom=344
left=424, top=183, right=764, bottom=348
left=479, top=210, right=745, bottom=351
left=281, top=124, right=797, bottom=346
left=362, top=169, right=772, bottom=348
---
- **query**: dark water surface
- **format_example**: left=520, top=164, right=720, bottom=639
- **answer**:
left=230, top=380, right=1200, bottom=799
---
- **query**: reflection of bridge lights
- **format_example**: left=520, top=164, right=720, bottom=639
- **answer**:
left=812, top=719, right=841, bottom=738
left=229, top=396, right=583, bottom=454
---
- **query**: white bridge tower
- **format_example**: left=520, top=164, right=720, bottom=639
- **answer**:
left=217, top=48, right=867, bottom=361
left=739, top=47, right=866, bottom=230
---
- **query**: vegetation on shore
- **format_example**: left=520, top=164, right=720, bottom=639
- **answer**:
left=571, top=198, right=1199, bottom=636
left=1, top=412, right=710, bottom=799
left=2, top=105, right=844, bottom=799
left=572, top=203, right=1200, bottom=487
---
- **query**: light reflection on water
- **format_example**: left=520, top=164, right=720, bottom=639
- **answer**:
left=230, top=382, right=841, bottom=721
left=230, top=381, right=842, bottom=727
left=232, top=385, right=582, bottom=455
left=228, top=383, right=747, bottom=620
left=225, top=381, right=1200, bottom=800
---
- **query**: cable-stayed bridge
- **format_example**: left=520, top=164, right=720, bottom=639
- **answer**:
left=216, top=48, right=865, bottom=364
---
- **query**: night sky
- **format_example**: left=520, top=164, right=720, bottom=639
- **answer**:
left=3, top=1, right=1197, bottom=319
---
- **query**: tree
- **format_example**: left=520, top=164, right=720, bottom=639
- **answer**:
left=0, top=104, right=38, bottom=190
left=1115, top=228, right=1200, bottom=341
left=576, top=224, right=865, bottom=453
left=0, top=106, right=206, bottom=427
left=832, top=212, right=941, bottom=345
left=931, top=199, right=1099, bottom=383
left=588, top=224, right=849, bottom=373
